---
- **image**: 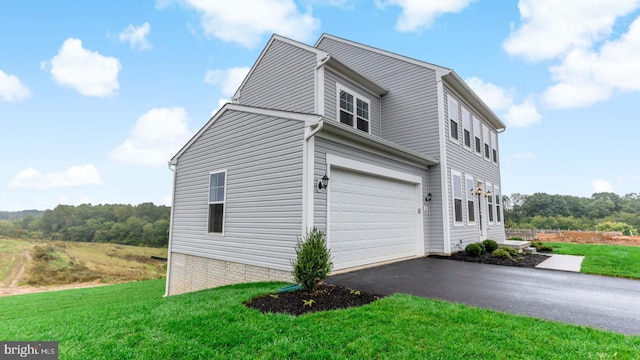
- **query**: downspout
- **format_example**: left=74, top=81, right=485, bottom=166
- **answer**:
left=302, top=119, right=324, bottom=232
left=163, top=161, right=177, bottom=297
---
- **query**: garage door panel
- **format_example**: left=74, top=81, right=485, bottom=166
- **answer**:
left=329, top=168, right=420, bottom=270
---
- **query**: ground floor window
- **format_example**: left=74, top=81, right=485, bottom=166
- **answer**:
left=208, top=171, right=226, bottom=233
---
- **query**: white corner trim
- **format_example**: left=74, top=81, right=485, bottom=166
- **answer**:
left=437, top=78, right=452, bottom=254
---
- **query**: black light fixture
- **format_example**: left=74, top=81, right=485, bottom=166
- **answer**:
left=425, top=192, right=432, bottom=202
left=485, top=190, right=492, bottom=198
left=318, top=174, right=329, bottom=191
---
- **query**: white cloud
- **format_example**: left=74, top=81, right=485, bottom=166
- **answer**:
left=466, top=76, right=513, bottom=111
left=205, top=67, right=250, bottom=97
left=593, top=179, right=616, bottom=193
left=378, top=0, right=475, bottom=32
left=9, top=165, right=103, bottom=190
left=503, top=98, right=541, bottom=128
left=118, top=22, right=152, bottom=51
left=504, top=0, right=640, bottom=61
left=0, top=69, right=31, bottom=102
left=543, top=17, right=640, bottom=108
left=110, top=107, right=193, bottom=167
left=512, top=152, right=534, bottom=160
left=46, top=38, right=121, bottom=97
left=466, top=77, right=541, bottom=128
left=179, top=0, right=320, bottom=48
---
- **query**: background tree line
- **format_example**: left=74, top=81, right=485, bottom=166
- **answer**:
left=0, top=203, right=170, bottom=247
left=505, top=192, right=640, bottom=234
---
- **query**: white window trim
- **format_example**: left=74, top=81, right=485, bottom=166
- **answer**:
left=486, top=181, right=495, bottom=225
left=451, top=169, right=464, bottom=227
left=448, top=97, right=459, bottom=144
left=462, top=107, right=472, bottom=151
left=465, top=175, right=476, bottom=226
left=491, top=131, right=498, bottom=165
left=495, top=185, right=502, bottom=224
left=208, top=169, right=227, bottom=235
left=336, top=83, right=371, bottom=134
left=473, top=117, right=482, bottom=157
left=483, top=124, right=491, bottom=162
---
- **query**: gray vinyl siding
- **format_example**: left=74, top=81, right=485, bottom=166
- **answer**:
left=317, top=37, right=441, bottom=160
left=324, top=68, right=382, bottom=137
left=313, top=136, right=435, bottom=253
left=237, top=39, right=316, bottom=113
left=444, top=88, right=505, bottom=249
left=171, top=109, right=304, bottom=271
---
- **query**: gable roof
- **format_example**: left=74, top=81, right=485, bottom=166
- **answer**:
left=169, top=103, right=320, bottom=165
left=232, top=34, right=387, bottom=103
left=315, top=33, right=506, bottom=130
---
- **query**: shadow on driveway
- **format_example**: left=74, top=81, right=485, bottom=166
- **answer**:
left=327, top=257, right=640, bottom=336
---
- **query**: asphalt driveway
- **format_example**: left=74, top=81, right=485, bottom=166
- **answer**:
left=326, top=257, right=640, bottom=335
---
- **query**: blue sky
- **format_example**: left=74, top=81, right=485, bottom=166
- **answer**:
left=2, top=0, right=640, bottom=211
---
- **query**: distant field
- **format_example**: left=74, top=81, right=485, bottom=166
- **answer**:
left=0, top=238, right=167, bottom=295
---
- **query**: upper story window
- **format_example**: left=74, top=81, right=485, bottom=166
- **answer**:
left=473, top=118, right=481, bottom=155
left=208, top=171, right=226, bottom=234
left=491, top=132, right=498, bottom=163
left=337, top=84, right=370, bottom=133
left=448, top=97, right=459, bottom=141
left=483, top=124, right=490, bottom=161
left=462, top=108, right=471, bottom=149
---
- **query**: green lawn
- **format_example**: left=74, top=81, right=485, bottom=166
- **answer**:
left=1, top=280, right=638, bottom=359
left=547, top=242, right=640, bottom=279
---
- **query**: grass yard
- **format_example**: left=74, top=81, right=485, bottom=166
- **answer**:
left=547, top=242, right=640, bottom=279
left=1, top=279, right=639, bottom=359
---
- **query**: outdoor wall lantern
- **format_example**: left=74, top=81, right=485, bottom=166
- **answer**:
left=471, top=188, right=483, bottom=196
left=425, top=193, right=432, bottom=202
left=318, top=174, right=330, bottom=191
left=485, top=190, right=492, bottom=198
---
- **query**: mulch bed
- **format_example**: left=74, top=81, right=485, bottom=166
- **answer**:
left=245, top=283, right=384, bottom=316
left=431, top=251, right=551, bottom=268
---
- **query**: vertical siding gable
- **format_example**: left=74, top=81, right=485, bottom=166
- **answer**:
left=171, top=109, right=305, bottom=271
left=237, top=39, right=317, bottom=113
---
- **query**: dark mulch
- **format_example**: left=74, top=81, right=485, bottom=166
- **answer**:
left=431, top=251, right=551, bottom=268
left=245, top=283, right=385, bottom=316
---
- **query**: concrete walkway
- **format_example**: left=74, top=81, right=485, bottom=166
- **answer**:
left=327, top=257, right=640, bottom=335
left=536, top=254, right=584, bottom=272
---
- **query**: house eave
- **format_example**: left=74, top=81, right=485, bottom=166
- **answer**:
left=318, top=119, right=439, bottom=167
left=442, top=71, right=506, bottom=131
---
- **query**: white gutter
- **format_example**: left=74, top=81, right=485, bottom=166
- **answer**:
left=163, top=161, right=177, bottom=297
left=302, top=119, right=324, bottom=232
left=305, top=119, right=324, bottom=141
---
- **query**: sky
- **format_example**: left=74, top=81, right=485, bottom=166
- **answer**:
left=1, top=0, right=640, bottom=211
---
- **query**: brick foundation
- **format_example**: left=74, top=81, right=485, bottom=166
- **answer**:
left=167, top=252, right=294, bottom=296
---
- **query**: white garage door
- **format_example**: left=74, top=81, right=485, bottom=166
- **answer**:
left=329, top=167, right=420, bottom=270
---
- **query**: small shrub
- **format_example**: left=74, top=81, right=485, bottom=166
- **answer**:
left=508, top=236, right=523, bottom=241
left=492, top=248, right=512, bottom=260
left=477, top=242, right=486, bottom=253
left=531, top=241, right=553, bottom=253
left=502, top=246, right=519, bottom=256
left=465, top=243, right=483, bottom=257
left=482, top=239, right=499, bottom=252
left=291, top=227, right=333, bottom=291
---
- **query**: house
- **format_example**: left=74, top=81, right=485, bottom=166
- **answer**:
left=164, top=34, right=506, bottom=296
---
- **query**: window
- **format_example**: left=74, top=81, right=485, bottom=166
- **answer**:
left=208, top=171, right=226, bottom=233
left=466, top=175, right=475, bottom=224
left=483, top=124, right=490, bottom=160
left=462, top=108, right=471, bottom=149
left=474, top=118, right=481, bottom=155
left=495, top=186, right=502, bottom=223
left=338, top=85, right=370, bottom=133
left=491, top=132, right=498, bottom=163
left=486, top=182, right=494, bottom=224
left=452, top=170, right=463, bottom=225
left=448, top=97, right=459, bottom=141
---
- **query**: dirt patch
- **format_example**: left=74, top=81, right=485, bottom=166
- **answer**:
left=246, top=283, right=384, bottom=316
left=0, top=279, right=109, bottom=297
left=537, top=231, right=640, bottom=246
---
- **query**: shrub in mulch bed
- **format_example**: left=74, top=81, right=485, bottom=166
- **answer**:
left=431, top=251, right=550, bottom=268
left=245, top=283, right=384, bottom=316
